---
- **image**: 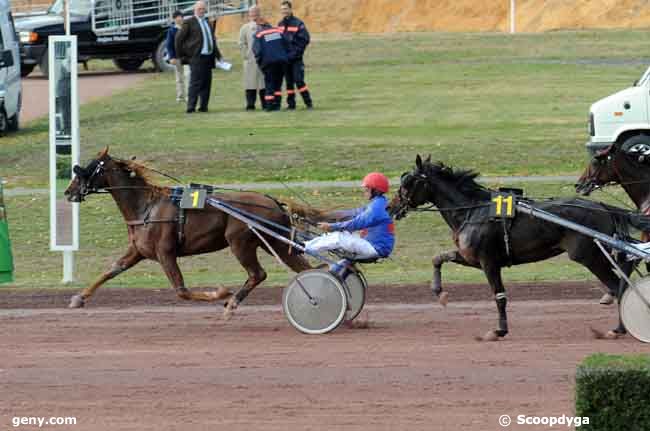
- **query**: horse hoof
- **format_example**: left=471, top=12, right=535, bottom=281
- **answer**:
left=223, top=308, right=233, bottom=321
left=476, top=330, right=499, bottom=342
left=68, top=295, right=85, bottom=309
left=438, top=292, right=449, bottom=307
left=599, top=292, right=615, bottom=305
left=605, top=330, right=624, bottom=340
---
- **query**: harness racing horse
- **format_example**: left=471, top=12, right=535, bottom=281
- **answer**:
left=64, top=148, right=310, bottom=318
left=390, top=155, right=645, bottom=341
left=576, top=137, right=650, bottom=235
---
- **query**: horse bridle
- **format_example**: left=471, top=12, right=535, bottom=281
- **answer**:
left=392, top=171, right=432, bottom=218
left=73, top=160, right=107, bottom=200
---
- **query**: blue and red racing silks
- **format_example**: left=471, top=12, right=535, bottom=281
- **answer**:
left=329, top=195, right=395, bottom=257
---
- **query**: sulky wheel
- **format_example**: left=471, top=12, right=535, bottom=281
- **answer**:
left=343, top=269, right=368, bottom=321
left=620, top=276, right=650, bottom=343
left=283, top=269, right=348, bottom=335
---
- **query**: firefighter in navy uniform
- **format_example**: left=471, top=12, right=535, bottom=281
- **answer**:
left=278, top=1, right=313, bottom=109
left=252, top=21, right=289, bottom=111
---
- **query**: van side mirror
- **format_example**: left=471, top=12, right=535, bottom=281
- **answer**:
left=0, top=50, right=14, bottom=68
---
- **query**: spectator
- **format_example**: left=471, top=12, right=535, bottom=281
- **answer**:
left=239, top=6, right=265, bottom=110
left=175, top=0, right=222, bottom=113
left=279, top=0, right=313, bottom=109
left=252, top=19, right=288, bottom=112
left=166, top=10, right=188, bottom=102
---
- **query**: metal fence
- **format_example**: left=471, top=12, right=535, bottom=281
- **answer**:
left=91, top=0, right=254, bottom=33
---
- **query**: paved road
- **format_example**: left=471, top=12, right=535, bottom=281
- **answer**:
left=22, top=69, right=150, bottom=123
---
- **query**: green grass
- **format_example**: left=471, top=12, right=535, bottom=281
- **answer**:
left=2, top=29, right=650, bottom=290
left=581, top=354, right=650, bottom=370
left=3, top=30, right=650, bottom=187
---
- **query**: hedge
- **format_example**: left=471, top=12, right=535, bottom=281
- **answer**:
left=576, top=353, right=650, bottom=431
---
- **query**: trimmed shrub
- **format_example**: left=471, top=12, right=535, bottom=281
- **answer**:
left=576, top=353, right=650, bottom=431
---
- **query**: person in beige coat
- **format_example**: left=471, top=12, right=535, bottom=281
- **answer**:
left=239, top=6, right=266, bottom=110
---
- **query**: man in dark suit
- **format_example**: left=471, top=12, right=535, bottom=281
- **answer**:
left=175, top=0, right=222, bottom=113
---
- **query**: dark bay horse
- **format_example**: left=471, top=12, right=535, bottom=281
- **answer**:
left=64, top=148, right=310, bottom=318
left=390, top=155, right=643, bottom=341
left=576, top=137, right=650, bottom=225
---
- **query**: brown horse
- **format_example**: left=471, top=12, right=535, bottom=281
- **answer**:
left=64, top=147, right=310, bottom=318
left=576, top=137, right=650, bottom=224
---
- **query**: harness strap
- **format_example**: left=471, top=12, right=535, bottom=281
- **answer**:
left=177, top=207, right=186, bottom=248
left=125, top=218, right=178, bottom=226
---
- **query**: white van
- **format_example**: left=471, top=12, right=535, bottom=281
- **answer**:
left=0, top=0, right=20, bottom=134
left=587, top=66, right=650, bottom=155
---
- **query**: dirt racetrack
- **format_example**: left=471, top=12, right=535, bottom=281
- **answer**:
left=1, top=283, right=648, bottom=430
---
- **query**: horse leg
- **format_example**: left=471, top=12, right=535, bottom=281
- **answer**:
left=157, top=253, right=231, bottom=303
left=224, top=243, right=267, bottom=320
left=269, top=238, right=312, bottom=273
left=478, top=260, right=508, bottom=342
left=608, top=257, right=635, bottom=337
left=432, top=250, right=476, bottom=306
left=569, top=243, right=629, bottom=339
left=69, top=246, right=144, bottom=308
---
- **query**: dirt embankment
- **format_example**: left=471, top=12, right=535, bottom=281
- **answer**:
left=13, top=0, right=650, bottom=33
left=218, top=0, right=650, bottom=33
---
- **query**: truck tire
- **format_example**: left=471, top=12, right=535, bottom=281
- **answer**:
left=113, top=58, right=145, bottom=71
left=20, top=64, right=35, bottom=77
left=621, top=134, right=650, bottom=153
left=8, top=93, right=20, bottom=132
left=152, top=39, right=174, bottom=73
left=0, top=107, right=8, bottom=136
left=39, top=54, right=49, bottom=78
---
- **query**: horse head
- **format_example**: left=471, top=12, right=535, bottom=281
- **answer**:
left=389, top=154, right=432, bottom=219
left=64, top=146, right=124, bottom=202
left=576, top=138, right=650, bottom=196
left=575, top=145, right=618, bottom=195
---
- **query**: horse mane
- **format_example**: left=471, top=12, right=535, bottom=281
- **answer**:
left=113, top=158, right=170, bottom=198
left=423, top=161, right=489, bottom=198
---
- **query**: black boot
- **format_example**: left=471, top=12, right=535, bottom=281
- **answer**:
left=258, top=89, right=266, bottom=110
left=245, top=90, right=256, bottom=110
left=301, top=90, right=313, bottom=109
left=287, top=92, right=296, bottom=110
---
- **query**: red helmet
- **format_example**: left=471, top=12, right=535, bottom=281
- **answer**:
left=362, top=172, right=390, bottom=194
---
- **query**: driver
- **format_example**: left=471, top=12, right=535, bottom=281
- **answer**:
left=304, top=172, right=395, bottom=273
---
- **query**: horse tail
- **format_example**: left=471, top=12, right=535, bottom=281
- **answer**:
left=279, top=199, right=336, bottom=223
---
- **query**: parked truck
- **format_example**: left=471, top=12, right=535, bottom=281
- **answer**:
left=587, top=67, right=650, bottom=155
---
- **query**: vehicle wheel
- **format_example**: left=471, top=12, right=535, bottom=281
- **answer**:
left=283, top=269, right=348, bottom=335
left=7, top=95, right=22, bottom=132
left=0, top=108, right=9, bottom=136
left=39, top=54, right=49, bottom=78
left=343, top=269, right=367, bottom=321
left=620, top=134, right=650, bottom=154
left=20, top=64, right=35, bottom=77
left=620, top=276, right=650, bottom=343
left=113, top=58, right=145, bottom=72
left=152, top=39, right=174, bottom=73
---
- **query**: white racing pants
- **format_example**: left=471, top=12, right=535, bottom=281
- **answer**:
left=305, top=231, right=379, bottom=260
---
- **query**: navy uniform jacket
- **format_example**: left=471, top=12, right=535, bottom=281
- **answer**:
left=278, top=15, right=310, bottom=61
left=252, top=24, right=289, bottom=70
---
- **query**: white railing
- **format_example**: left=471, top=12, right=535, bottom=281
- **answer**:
left=91, top=0, right=254, bottom=33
